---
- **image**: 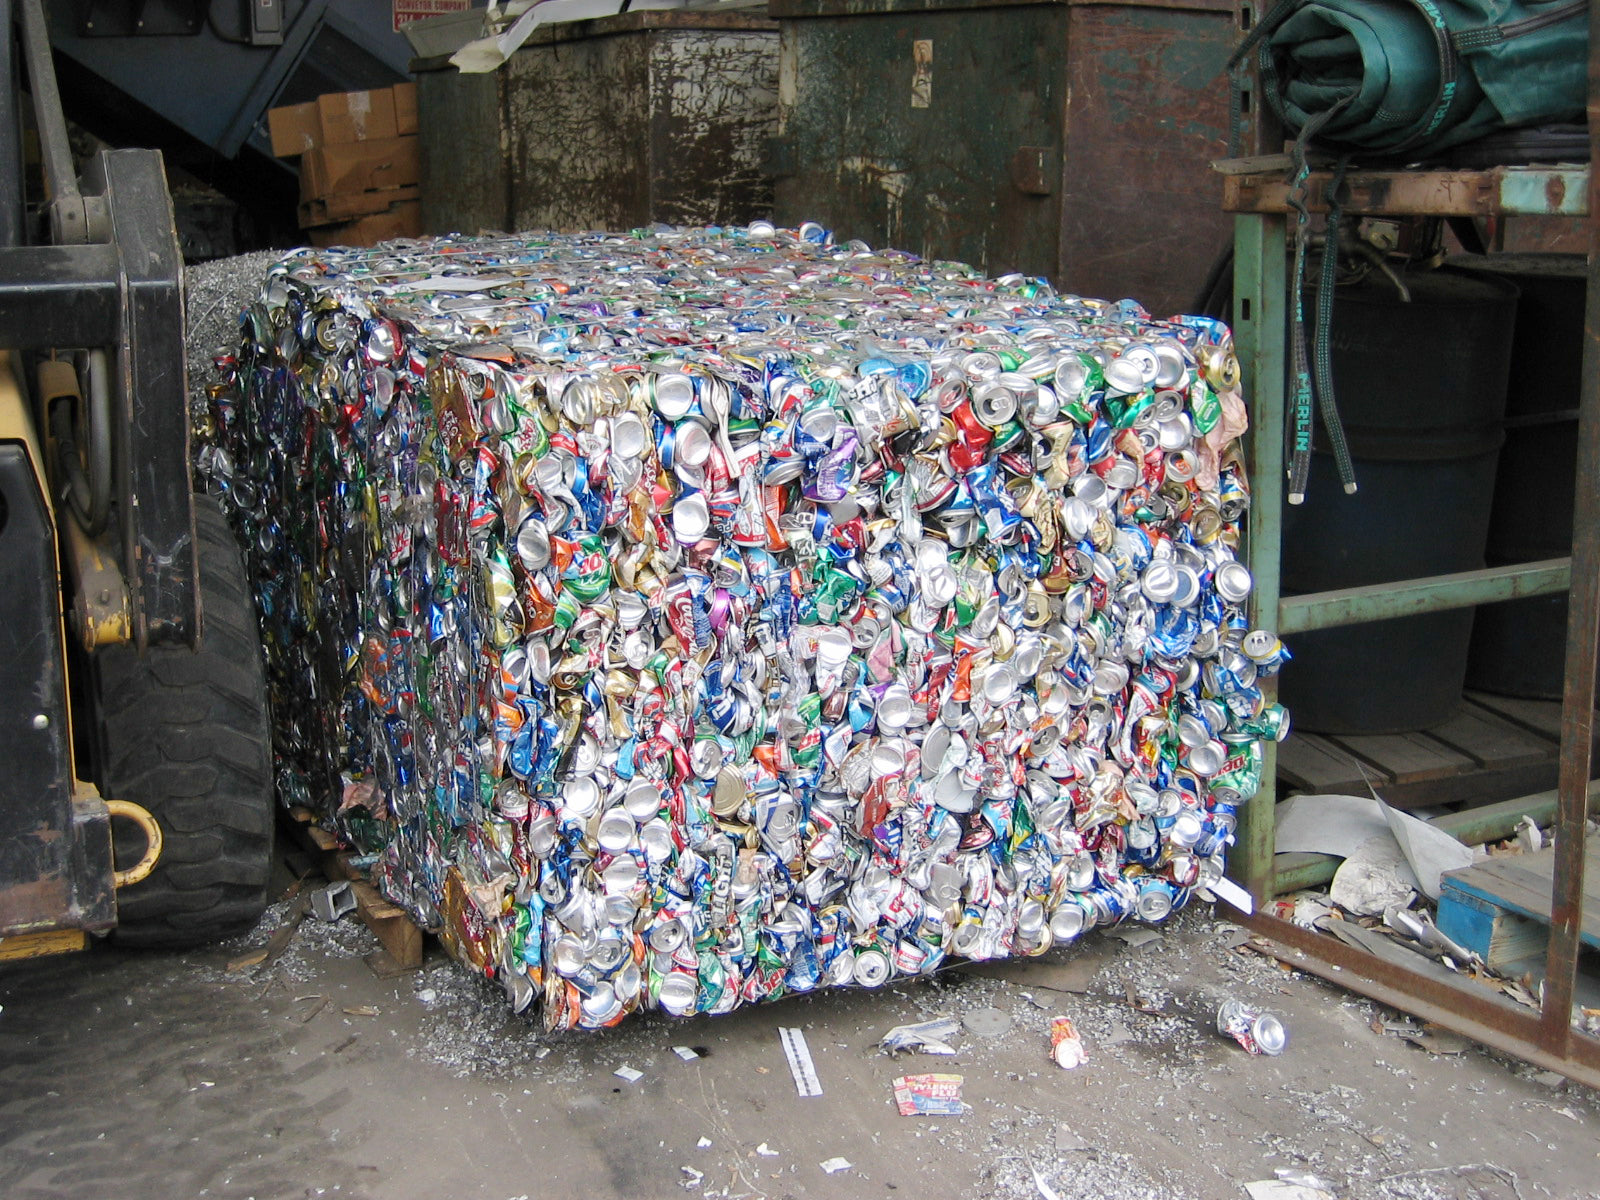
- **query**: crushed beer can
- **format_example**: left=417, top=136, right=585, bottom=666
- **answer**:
left=1217, top=998, right=1288, bottom=1055
left=197, top=222, right=1288, bottom=1029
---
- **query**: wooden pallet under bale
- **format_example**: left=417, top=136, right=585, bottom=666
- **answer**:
left=283, top=808, right=425, bottom=970
left=1275, top=691, right=1597, bottom=809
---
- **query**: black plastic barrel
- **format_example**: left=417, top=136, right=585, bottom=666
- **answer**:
left=1279, top=265, right=1518, bottom=734
left=1452, top=254, right=1585, bottom=700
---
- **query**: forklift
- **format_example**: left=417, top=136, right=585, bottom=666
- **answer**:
left=0, top=0, right=273, bottom=956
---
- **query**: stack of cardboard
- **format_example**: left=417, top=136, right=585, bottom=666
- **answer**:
left=267, top=84, right=421, bottom=248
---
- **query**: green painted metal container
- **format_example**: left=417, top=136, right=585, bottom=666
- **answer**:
left=768, top=0, right=1237, bottom=317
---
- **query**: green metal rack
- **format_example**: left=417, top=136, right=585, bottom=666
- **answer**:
left=1223, top=163, right=1584, bottom=904
left=1215, top=17, right=1600, bottom=1078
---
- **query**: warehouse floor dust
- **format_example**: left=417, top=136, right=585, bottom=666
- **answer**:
left=5, top=900, right=1599, bottom=1200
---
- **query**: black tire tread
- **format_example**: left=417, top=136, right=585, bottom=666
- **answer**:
left=96, top=496, right=273, bottom=948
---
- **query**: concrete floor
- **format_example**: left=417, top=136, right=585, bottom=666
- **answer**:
left=3, top=897, right=1598, bottom=1200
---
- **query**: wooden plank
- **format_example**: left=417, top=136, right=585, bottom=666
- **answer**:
left=1426, top=705, right=1554, bottom=770
left=0, top=929, right=86, bottom=960
left=1374, top=761, right=1561, bottom=812
left=1276, top=732, right=1375, bottom=793
left=351, top=880, right=422, bottom=969
left=1466, top=693, right=1566, bottom=742
left=283, top=808, right=424, bottom=969
left=1439, top=841, right=1600, bottom=950
left=1330, top=731, right=1475, bottom=785
left=1436, top=886, right=1549, bottom=970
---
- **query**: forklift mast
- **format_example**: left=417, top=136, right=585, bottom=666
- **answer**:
left=0, top=0, right=196, bottom=937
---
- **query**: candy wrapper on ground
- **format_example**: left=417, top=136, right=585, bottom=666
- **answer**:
left=197, top=222, right=1289, bottom=1029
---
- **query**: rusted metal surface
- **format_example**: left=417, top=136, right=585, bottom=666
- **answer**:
left=1245, top=917, right=1600, bottom=1088
left=1061, top=3, right=1234, bottom=311
left=418, top=19, right=777, bottom=236
left=1541, top=66, right=1600, bottom=1054
left=1221, top=166, right=1591, bottom=218
left=418, top=69, right=505, bottom=236
left=772, top=0, right=1233, bottom=316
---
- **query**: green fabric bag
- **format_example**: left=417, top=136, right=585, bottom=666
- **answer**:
left=1250, top=0, right=1588, bottom=156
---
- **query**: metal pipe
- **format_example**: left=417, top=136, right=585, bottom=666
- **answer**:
left=0, top=0, right=24, bottom=248
left=15, top=0, right=77, bottom=207
left=1278, top=559, right=1572, bottom=634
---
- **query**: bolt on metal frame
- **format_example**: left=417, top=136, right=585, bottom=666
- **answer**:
left=1221, top=0, right=1600, bottom=1084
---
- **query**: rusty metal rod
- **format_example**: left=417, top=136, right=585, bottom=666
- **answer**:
left=1541, top=18, right=1600, bottom=1059
left=1245, top=916, right=1600, bottom=1088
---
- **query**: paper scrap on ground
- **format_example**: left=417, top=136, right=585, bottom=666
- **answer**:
left=819, top=1157, right=852, bottom=1175
left=1331, top=835, right=1420, bottom=916
left=880, top=1015, right=961, bottom=1055
left=1276, top=793, right=1393, bottom=858
left=672, top=1046, right=699, bottom=1061
left=779, top=1026, right=823, bottom=1097
left=1383, top=802, right=1475, bottom=898
left=893, top=1073, right=965, bottom=1116
left=1206, top=872, right=1255, bottom=914
left=1244, top=1179, right=1335, bottom=1200
left=1278, top=793, right=1475, bottom=901
left=613, top=1065, right=643, bottom=1083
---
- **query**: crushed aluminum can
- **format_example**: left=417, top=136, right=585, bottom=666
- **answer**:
left=892, top=1072, right=966, bottom=1116
left=1050, top=1015, right=1088, bottom=1069
left=879, top=1015, right=961, bottom=1055
left=201, top=222, right=1289, bottom=1030
left=1217, top=998, right=1288, bottom=1055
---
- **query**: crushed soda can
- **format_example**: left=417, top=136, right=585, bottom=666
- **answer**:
left=880, top=1015, right=961, bottom=1055
left=892, top=1073, right=966, bottom=1115
left=1050, top=1015, right=1088, bottom=1068
left=198, top=221, right=1288, bottom=1029
left=1217, top=998, right=1288, bottom=1055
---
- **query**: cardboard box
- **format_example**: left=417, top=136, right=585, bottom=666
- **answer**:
left=308, top=200, right=423, bottom=249
left=300, top=184, right=421, bottom=229
left=316, top=88, right=399, bottom=146
left=300, top=136, right=419, bottom=203
left=393, top=82, right=418, bottom=137
left=267, top=101, right=320, bottom=158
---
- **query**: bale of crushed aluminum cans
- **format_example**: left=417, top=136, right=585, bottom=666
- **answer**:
left=199, top=222, right=1289, bottom=1029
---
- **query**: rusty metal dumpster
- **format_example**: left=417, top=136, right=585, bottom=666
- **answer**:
left=769, top=0, right=1235, bottom=316
left=416, top=9, right=779, bottom=236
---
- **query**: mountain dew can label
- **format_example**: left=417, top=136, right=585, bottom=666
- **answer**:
left=1212, top=741, right=1264, bottom=801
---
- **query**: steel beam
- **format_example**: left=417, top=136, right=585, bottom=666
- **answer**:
left=1278, top=559, right=1572, bottom=634
left=1230, top=208, right=1287, bottom=906
left=1247, top=919, right=1600, bottom=1089
left=1223, top=166, right=1590, bottom=218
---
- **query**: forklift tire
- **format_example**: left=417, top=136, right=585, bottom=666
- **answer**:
left=95, top=496, right=274, bottom=948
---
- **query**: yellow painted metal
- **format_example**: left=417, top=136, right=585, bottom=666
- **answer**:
left=62, top=515, right=132, bottom=648
left=0, top=929, right=88, bottom=960
left=0, top=350, right=48, bottom=484
left=106, top=798, right=163, bottom=888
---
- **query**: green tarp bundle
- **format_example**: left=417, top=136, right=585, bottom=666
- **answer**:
left=1249, top=0, right=1588, bottom=156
